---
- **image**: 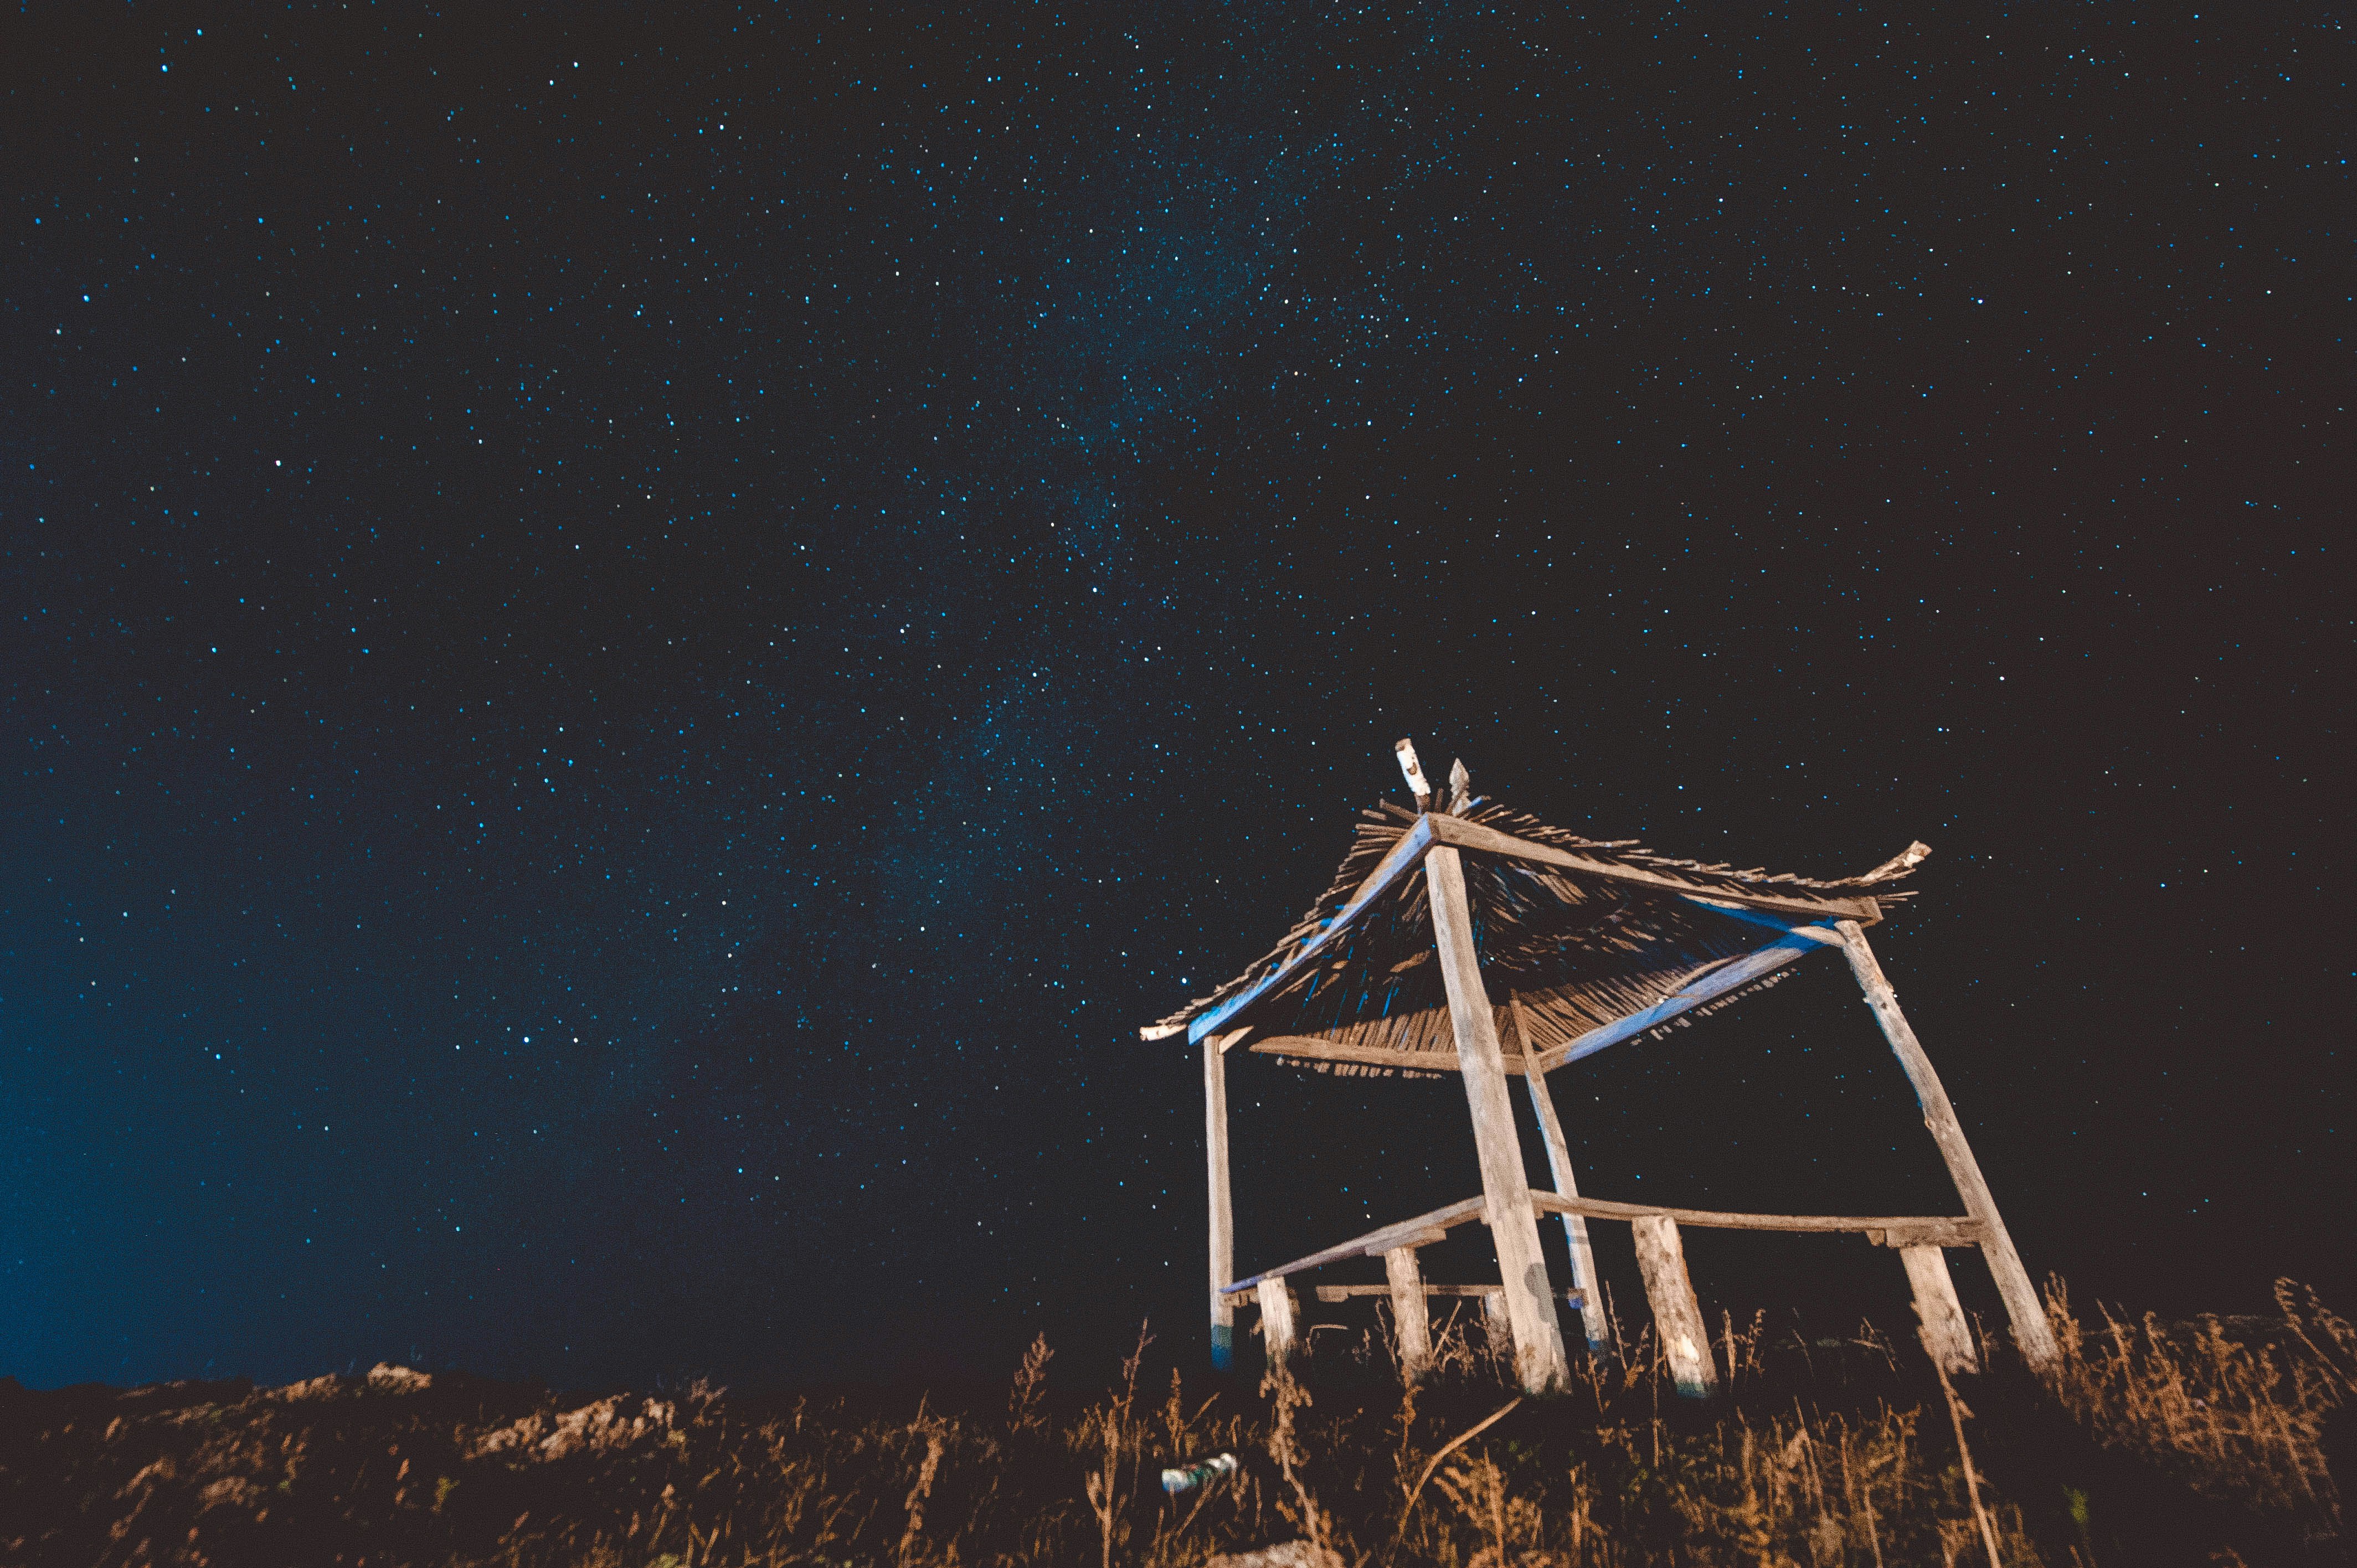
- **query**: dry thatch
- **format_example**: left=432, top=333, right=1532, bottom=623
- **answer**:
left=1145, top=799, right=1924, bottom=1075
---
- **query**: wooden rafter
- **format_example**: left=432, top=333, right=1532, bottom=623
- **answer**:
left=1526, top=924, right=1843, bottom=1072
left=1241, top=920, right=1842, bottom=1076
left=1184, top=813, right=1438, bottom=1044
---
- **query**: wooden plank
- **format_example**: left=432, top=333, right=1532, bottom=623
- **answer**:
left=1902, top=1245, right=1980, bottom=1375
left=1519, top=998, right=1614, bottom=1357
left=1186, top=814, right=1438, bottom=1045
left=1247, top=1034, right=1526, bottom=1075
left=1427, top=844, right=1571, bottom=1395
left=1835, top=920, right=2060, bottom=1370
left=1205, top=1031, right=1238, bottom=1371
left=1224, top=1195, right=1489, bottom=1293
left=1868, top=1221, right=1982, bottom=1249
left=1317, top=1283, right=1587, bottom=1302
left=1381, top=1247, right=1432, bottom=1383
left=1532, top=1190, right=1982, bottom=1239
left=1258, top=1278, right=1299, bottom=1368
left=1428, top=812, right=1883, bottom=924
left=1633, top=1215, right=1717, bottom=1398
left=1528, top=925, right=1843, bottom=1074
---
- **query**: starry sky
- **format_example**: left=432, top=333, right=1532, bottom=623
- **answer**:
left=4, top=4, right=2346, bottom=1392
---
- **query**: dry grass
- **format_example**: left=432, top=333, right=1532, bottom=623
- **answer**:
left=2, top=1281, right=2348, bottom=1566
left=2034, top=1279, right=2351, bottom=1526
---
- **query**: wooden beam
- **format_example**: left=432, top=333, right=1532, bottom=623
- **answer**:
left=1381, top=1247, right=1432, bottom=1383
left=1427, top=812, right=1885, bottom=924
left=1186, top=814, right=1438, bottom=1045
left=1205, top=1031, right=1238, bottom=1371
left=1867, top=1221, right=1982, bottom=1249
left=1632, top=1215, right=1717, bottom=1399
left=1316, top=1283, right=1587, bottom=1302
left=1224, top=1195, right=1489, bottom=1293
left=1902, top=1245, right=1980, bottom=1375
left=1428, top=844, right=1571, bottom=1395
left=1519, top=996, right=1614, bottom=1358
left=1231, top=1190, right=1978, bottom=1299
left=1529, top=925, right=1843, bottom=1074
left=1834, top=920, right=2059, bottom=1370
left=1532, top=1190, right=1982, bottom=1239
left=1247, top=1034, right=1527, bottom=1075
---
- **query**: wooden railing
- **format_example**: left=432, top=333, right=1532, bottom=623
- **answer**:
left=1222, top=1193, right=1979, bottom=1295
left=1223, top=1189, right=1989, bottom=1389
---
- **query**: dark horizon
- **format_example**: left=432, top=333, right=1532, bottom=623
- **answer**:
left=4, top=3, right=2345, bottom=1396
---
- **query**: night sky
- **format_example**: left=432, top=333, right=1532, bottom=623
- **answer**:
left=5, top=5, right=2346, bottom=1395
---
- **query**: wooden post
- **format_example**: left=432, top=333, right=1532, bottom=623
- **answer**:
left=1205, top=1033, right=1236, bottom=1371
left=1902, top=1246, right=1980, bottom=1375
left=1384, top=1246, right=1433, bottom=1382
left=1257, top=1278, right=1298, bottom=1368
left=1515, top=997, right=1615, bottom=1360
left=1425, top=843, right=1571, bottom=1394
left=1834, top=921, right=2059, bottom=1369
left=1483, top=1288, right=1511, bottom=1352
left=1630, top=1215, right=1716, bottom=1399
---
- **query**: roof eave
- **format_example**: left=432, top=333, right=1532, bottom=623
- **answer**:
left=1155, top=813, right=1896, bottom=1045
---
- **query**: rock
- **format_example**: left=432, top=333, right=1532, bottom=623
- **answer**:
left=366, top=1363, right=433, bottom=1394
left=263, top=1365, right=430, bottom=1402
left=1207, top=1543, right=1345, bottom=1568
left=471, top=1395, right=678, bottom=1462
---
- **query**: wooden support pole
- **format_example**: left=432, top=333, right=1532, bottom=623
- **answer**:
left=1205, top=1032, right=1237, bottom=1371
left=1483, top=1288, right=1511, bottom=1349
left=1630, top=1215, right=1715, bottom=1399
left=1257, top=1278, right=1299, bottom=1368
left=1383, top=1246, right=1433, bottom=1383
left=1515, top=997, right=1615, bottom=1360
left=1902, top=1246, right=1980, bottom=1375
left=1425, top=844, right=1572, bottom=1395
left=1834, top=921, right=2059, bottom=1369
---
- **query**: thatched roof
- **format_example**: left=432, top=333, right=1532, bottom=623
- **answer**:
left=1142, top=798, right=1927, bottom=1076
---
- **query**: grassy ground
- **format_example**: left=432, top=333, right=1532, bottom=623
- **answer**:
left=4, top=1281, right=2350, bottom=1567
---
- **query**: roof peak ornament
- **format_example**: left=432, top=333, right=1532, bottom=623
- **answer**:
left=1393, top=738, right=1432, bottom=812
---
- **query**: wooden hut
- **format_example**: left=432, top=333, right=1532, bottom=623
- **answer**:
left=1141, top=742, right=2057, bottom=1396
